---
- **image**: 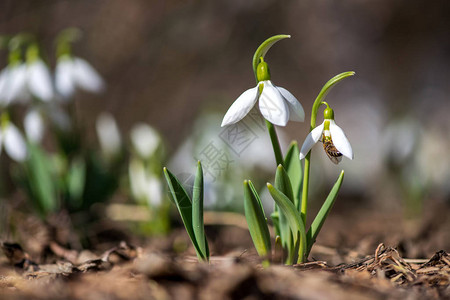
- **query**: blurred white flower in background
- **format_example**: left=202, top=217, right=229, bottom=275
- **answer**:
left=24, top=108, right=45, bottom=143
left=96, top=112, right=122, bottom=159
left=128, top=123, right=164, bottom=208
left=26, top=58, right=54, bottom=101
left=0, top=44, right=54, bottom=104
left=0, top=115, right=28, bottom=162
left=55, top=55, right=105, bottom=99
left=0, top=64, right=28, bottom=105
left=130, top=123, right=161, bottom=159
left=129, top=158, right=163, bottom=207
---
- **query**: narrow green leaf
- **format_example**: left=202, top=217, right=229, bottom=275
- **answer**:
left=274, top=164, right=295, bottom=264
left=306, top=170, right=344, bottom=256
left=284, top=141, right=302, bottom=210
left=270, top=210, right=280, bottom=237
left=267, top=183, right=307, bottom=263
left=243, top=180, right=271, bottom=259
left=163, top=167, right=206, bottom=260
left=252, top=34, right=291, bottom=80
left=26, top=143, right=58, bottom=215
left=192, top=161, right=208, bottom=260
left=67, top=157, right=86, bottom=208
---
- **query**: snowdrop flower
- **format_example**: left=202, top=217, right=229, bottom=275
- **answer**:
left=0, top=63, right=28, bottom=105
left=96, top=112, right=122, bottom=159
left=129, top=158, right=163, bottom=207
left=55, top=54, right=105, bottom=99
left=0, top=113, right=28, bottom=162
left=221, top=58, right=304, bottom=127
left=299, top=104, right=353, bottom=164
left=24, top=108, right=45, bottom=143
left=130, top=123, right=161, bottom=160
left=0, top=44, right=53, bottom=104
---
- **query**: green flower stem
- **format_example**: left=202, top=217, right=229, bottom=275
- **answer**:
left=265, top=120, right=284, bottom=166
left=300, top=71, right=355, bottom=255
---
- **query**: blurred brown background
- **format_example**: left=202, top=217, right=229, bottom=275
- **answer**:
left=2, top=0, right=450, bottom=209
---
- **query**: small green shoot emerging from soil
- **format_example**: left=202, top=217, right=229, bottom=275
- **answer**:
left=163, top=162, right=210, bottom=262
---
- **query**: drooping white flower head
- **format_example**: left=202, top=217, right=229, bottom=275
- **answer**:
left=55, top=55, right=105, bottom=99
left=130, top=123, right=161, bottom=160
left=24, top=108, right=45, bottom=143
left=0, top=64, right=28, bottom=105
left=221, top=58, right=304, bottom=127
left=26, top=58, right=54, bottom=102
left=0, top=113, right=28, bottom=162
left=0, top=44, right=54, bottom=104
left=299, top=105, right=353, bottom=164
left=96, top=112, right=122, bottom=158
left=129, top=158, right=163, bottom=207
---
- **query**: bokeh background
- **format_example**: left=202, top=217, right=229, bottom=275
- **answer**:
left=1, top=0, right=449, bottom=256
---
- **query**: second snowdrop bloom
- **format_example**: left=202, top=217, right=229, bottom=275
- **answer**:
left=299, top=104, right=353, bottom=164
left=0, top=44, right=54, bottom=104
left=221, top=58, right=304, bottom=127
left=0, top=113, right=28, bottom=162
left=55, top=54, right=105, bottom=99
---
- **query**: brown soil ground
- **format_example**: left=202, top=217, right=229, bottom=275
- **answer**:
left=0, top=205, right=449, bottom=300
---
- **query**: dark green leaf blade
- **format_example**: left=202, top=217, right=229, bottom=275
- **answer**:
left=267, top=183, right=307, bottom=263
left=284, top=141, right=302, bottom=210
left=244, top=180, right=271, bottom=259
left=306, top=170, right=344, bottom=256
left=163, top=167, right=205, bottom=260
left=192, top=161, right=208, bottom=260
left=274, top=164, right=295, bottom=264
left=25, top=143, right=58, bottom=215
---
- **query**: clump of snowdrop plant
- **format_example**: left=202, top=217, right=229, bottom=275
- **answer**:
left=164, top=34, right=354, bottom=264
left=0, top=30, right=112, bottom=219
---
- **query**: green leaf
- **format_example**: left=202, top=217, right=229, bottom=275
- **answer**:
left=306, top=170, right=344, bottom=256
left=243, top=180, right=271, bottom=259
left=267, top=183, right=307, bottom=263
left=274, top=164, right=296, bottom=264
left=163, top=167, right=206, bottom=260
left=284, top=141, right=302, bottom=210
left=192, top=161, right=208, bottom=260
left=25, top=143, right=58, bottom=215
left=270, top=210, right=280, bottom=237
left=252, top=34, right=291, bottom=80
left=67, top=157, right=86, bottom=208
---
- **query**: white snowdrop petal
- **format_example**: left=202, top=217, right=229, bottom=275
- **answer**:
left=55, top=58, right=75, bottom=99
left=299, top=122, right=325, bottom=160
left=4, top=124, right=28, bottom=162
left=5, top=65, right=27, bottom=104
left=146, top=175, right=162, bottom=206
left=0, top=68, right=8, bottom=104
left=0, top=129, right=3, bottom=157
left=73, top=58, right=105, bottom=93
left=96, top=112, right=122, bottom=157
left=129, top=158, right=147, bottom=200
left=27, top=60, right=54, bottom=101
left=276, top=86, right=305, bottom=122
left=130, top=123, right=161, bottom=159
left=259, top=81, right=289, bottom=126
left=329, top=120, right=353, bottom=160
left=24, top=109, right=45, bottom=143
left=221, top=86, right=258, bottom=127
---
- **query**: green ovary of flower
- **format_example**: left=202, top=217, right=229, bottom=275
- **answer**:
left=256, top=58, right=271, bottom=82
